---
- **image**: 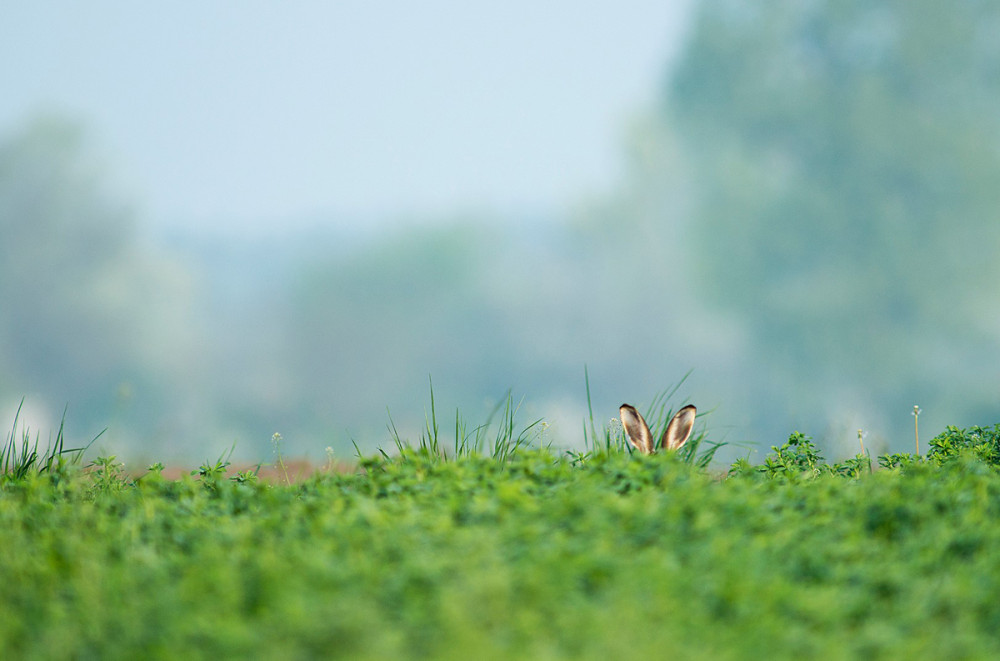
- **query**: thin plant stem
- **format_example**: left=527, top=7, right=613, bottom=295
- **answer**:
left=858, top=429, right=872, bottom=474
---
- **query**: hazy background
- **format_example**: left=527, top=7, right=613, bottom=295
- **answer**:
left=2, top=1, right=998, bottom=464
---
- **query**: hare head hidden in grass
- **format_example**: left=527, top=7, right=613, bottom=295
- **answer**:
left=619, top=404, right=697, bottom=455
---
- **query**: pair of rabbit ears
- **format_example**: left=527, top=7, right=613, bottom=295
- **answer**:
left=619, top=404, right=697, bottom=455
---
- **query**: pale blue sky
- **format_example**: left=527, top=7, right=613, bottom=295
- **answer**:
left=2, top=2, right=692, bottom=233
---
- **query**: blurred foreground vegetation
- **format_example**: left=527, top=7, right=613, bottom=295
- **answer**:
left=3, top=420, right=1000, bottom=659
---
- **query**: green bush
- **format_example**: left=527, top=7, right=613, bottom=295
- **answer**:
left=927, top=424, right=1000, bottom=467
left=3, top=441, right=1000, bottom=659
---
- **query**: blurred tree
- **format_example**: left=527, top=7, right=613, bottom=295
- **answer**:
left=660, top=1, right=1000, bottom=442
left=286, top=222, right=540, bottom=440
left=0, top=116, right=203, bottom=449
left=0, top=117, right=132, bottom=394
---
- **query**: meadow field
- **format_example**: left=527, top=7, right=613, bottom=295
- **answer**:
left=3, top=410, right=1000, bottom=660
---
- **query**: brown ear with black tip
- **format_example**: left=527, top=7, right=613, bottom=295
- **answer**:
left=661, top=405, right=697, bottom=451
left=619, top=404, right=655, bottom=455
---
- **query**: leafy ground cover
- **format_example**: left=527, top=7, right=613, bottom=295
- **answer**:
left=3, top=418, right=1000, bottom=659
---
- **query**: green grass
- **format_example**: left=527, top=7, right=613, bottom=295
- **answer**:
left=3, top=419, right=1000, bottom=659
left=382, top=379, right=544, bottom=463
left=4, top=391, right=1000, bottom=660
left=1, top=400, right=94, bottom=480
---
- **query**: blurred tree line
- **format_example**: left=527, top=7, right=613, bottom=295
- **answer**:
left=662, top=0, right=1000, bottom=446
left=0, top=117, right=212, bottom=455
left=2, top=0, right=998, bottom=460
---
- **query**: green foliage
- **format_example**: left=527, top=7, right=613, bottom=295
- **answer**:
left=1, top=400, right=91, bottom=481
left=88, top=455, right=132, bottom=494
left=579, top=365, right=624, bottom=457
left=730, top=431, right=836, bottom=481
left=230, top=469, right=260, bottom=485
left=878, top=452, right=923, bottom=471
left=834, top=453, right=871, bottom=478
left=194, top=444, right=236, bottom=491
left=734, top=422, right=1000, bottom=479
left=382, top=380, right=543, bottom=464
left=876, top=424, right=1000, bottom=471
left=927, top=424, right=1000, bottom=467
left=4, top=445, right=1000, bottom=659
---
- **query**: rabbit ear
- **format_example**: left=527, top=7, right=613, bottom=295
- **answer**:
left=620, top=404, right=656, bottom=455
left=661, top=405, right=697, bottom=451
